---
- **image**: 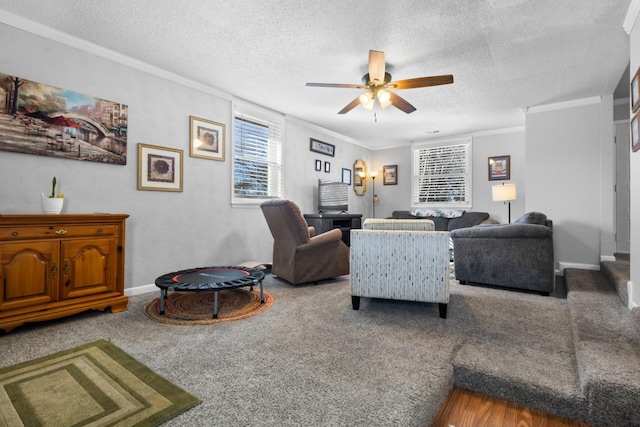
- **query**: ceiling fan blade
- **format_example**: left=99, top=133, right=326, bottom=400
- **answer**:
left=389, top=75, right=454, bottom=90
left=338, top=97, right=362, bottom=114
left=306, top=83, right=367, bottom=89
left=368, top=50, right=386, bottom=85
left=388, top=91, right=416, bottom=114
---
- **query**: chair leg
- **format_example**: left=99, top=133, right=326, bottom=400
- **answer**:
left=351, top=295, right=360, bottom=310
left=438, top=303, right=447, bottom=319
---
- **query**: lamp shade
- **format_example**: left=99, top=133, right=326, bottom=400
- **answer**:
left=492, top=183, right=516, bottom=202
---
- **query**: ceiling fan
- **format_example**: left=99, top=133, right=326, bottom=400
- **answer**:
left=306, top=50, right=453, bottom=114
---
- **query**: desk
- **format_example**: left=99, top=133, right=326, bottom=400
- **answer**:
left=155, top=266, right=265, bottom=318
left=303, top=213, right=362, bottom=246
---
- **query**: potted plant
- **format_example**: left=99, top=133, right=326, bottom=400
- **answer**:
left=41, top=177, right=65, bottom=214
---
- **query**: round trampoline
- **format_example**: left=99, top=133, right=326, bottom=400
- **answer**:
left=154, top=266, right=266, bottom=318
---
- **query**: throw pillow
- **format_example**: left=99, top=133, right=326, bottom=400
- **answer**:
left=514, top=212, right=547, bottom=225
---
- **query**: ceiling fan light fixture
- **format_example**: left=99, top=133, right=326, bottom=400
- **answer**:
left=377, top=89, right=391, bottom=103
left=362, top=98, right=375, bottom=110
left=376, top=89, right=392, bottom=108
left=359, top=91, right=373, bottom=105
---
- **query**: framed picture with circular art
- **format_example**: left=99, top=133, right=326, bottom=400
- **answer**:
left=138, top=143, right=183, bottom=192
left=190, top=116, right=226, bottom=161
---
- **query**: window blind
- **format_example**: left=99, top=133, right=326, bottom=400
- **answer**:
left=233, top=110, right=282, bottom=203
left=412, top=140, right=471, bottom=208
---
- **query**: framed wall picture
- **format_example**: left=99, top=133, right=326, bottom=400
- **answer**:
left=632, top=68, right=640, bottom=113
left=632, top=111, right=640, bottom=152
left=0, top=72, right=128, bottom=165
left=342, top=168, right=351, bottom=185
left=310, top=138, right=335, bottom=157
left=383, top=165, right=398, bottom=185
left=190, top=116, right=225, bottom=161
left=488, top=155, right=510, bottom=181
left=324, top=161, right=331, bottom=173
left=315, top=159, right=322, bottom=171
left=138, top=143, right=183, bottom=191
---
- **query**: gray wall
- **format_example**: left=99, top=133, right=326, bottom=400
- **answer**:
left=629, top=10, right=639, bottom=309
left=0, top=23, right=371, bottom=293
left=371, top=130, right=526, bottom=224
left=525, top=98, right=613, bottom=270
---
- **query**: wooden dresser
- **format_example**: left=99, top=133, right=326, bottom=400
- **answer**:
left=0, top=214, right=129, bottom=332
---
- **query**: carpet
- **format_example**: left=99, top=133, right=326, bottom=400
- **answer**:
left=144, top=288, right=275, bottom=325
left=0, top=339, right=201, bottom=427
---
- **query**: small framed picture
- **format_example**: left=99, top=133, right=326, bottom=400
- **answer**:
left=631, top=68, right=640, bottom=113
left=324, top=161, right=331, bottom=173
left=315, top=159, right=322, bottom=171
left=383, top=165, right=397, bottom=185
left=138, top=143, right=183, bottom=191
left=310, top=138, right=335, bottom=157
left=342, top=168, right=351, bottom=185
left=190, top=116, right=225, bottom=161
left=632, top=111, right=640, bottom=152
left=488, top=155, right=510, bottom=181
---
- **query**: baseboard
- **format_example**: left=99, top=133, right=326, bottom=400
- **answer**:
left=124, top=283, right=157, bottom=296
left=558, top=262, right=600, bottom=275
left=628, top=280, right=639, bottom=310
left=600, top=255, right=616, bottom=262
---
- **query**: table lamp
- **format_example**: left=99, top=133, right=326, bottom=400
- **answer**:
left=492, top=183, right=516, bottom=223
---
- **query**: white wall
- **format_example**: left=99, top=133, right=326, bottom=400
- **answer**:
left=525, top=98, right=612, bottom=271
left=0, top=23, right=371, bottom=293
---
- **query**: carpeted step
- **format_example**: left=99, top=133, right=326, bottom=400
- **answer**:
left=448, top=284, right=587, bottom=423
left=600, top=258, right=630, bottom=307
left=564, top=268, right=640, bottom=427
left=452, top=341, right=587, bottom=422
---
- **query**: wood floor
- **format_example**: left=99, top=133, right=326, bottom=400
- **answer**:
left=430, top=387, right=591, bottom=427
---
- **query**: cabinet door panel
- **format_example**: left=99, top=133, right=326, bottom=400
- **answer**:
left=0, top=241, right=59, bottom=311
left=61, top=238, right=117, bottom=300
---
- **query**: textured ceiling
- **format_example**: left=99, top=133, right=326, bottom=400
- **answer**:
left=0, top=1, right=632, bottom=149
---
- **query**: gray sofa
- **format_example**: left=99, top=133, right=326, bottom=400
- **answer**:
left=450, top=212, right=554, bottom=295
left=390, top=210, right=497, bottom=231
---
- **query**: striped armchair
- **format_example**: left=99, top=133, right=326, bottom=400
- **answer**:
left=350, top=219, right=450, bottom=318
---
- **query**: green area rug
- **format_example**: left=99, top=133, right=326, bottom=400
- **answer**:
left=0, top=339, right=201, bottom=426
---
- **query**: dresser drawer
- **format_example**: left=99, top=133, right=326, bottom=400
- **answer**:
left=0, top=224, right=119, bottom=240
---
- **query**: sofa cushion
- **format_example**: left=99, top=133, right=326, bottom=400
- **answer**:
left=448, top=211, right=490, bottom=231
left=514, top=212, right=547, bottom=225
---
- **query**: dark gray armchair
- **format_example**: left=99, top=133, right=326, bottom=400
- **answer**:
left=450, top=212, right=554, bottom=295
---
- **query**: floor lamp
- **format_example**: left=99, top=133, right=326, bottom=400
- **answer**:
left=370, top=170, right=379, bottom=218
left=492, top=183, right=517, bottom=223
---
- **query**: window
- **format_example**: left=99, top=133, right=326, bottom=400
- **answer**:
left=411, top=139, right=472, bottom=208
left=232, top=104, right=283, bottom=205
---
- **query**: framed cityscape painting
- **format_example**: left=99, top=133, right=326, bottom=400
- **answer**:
left=0, top=72, right=128, bottom=164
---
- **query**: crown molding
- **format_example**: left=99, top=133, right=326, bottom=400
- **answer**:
left=0, top=10, right=232, bottom=101
left=285, top=115, right=365, bottom=148
left=624, top=0, right=640, bottom=35
left=526, top=96, right=602, bottom=114
left=614, top=97, right=631, bottom=106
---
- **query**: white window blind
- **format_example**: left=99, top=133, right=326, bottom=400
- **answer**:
left=412, top=139, right=472, bottom=208
left=232, top=107, right=283, bottom=204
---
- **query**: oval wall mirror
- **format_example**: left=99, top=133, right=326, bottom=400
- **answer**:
left=353, top=159, right=367, bottom=196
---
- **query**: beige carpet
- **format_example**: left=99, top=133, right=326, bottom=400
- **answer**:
left=0, top=339, right=201, bottom=426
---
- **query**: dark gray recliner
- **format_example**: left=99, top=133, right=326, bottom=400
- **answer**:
left=450, top=212, right=554, bottom=295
